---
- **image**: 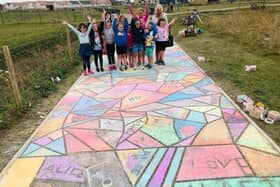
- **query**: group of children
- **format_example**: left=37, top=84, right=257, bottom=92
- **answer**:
left=63, top=4, right=176, bottom=75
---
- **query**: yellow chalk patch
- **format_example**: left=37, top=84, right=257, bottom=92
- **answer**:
left=0, top=157, right=44, bottom=187
left=33, top=118, right=64, bottom=139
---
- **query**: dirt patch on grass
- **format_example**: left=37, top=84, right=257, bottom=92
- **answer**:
left=0, top=65, right=81, bottom=172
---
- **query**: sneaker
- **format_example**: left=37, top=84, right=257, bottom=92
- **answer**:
left=158, top=61, right=165, bottom=66
left=124, top=65, right=128, bottom=71
left=83, top=70, right=88, bottom=76
left=119, top=65, right=124, bottom=71
left=144, top=64, right=149, bottom=68
left=88, top=70, right=94, bottom=74
left=113, top=65, right=117, bottom=70
left=147, top=64, right=152, bottom=69
left=108, top=65, right=113, bottom=71
left=141, top=66, right=145, bottom=70
left=133, top=66, right=137, bottom=70
left=155, top=61, right=159, bottom=65
left=101, top=67, right=104, bottom=72
left=96, top=67, right=100, bottom=72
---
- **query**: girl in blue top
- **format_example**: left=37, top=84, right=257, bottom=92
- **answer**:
left=112, top=14, right=129, bottom=71
left=63, top=19, right=93, bottom=76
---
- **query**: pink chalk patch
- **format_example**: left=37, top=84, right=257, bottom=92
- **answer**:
left=177, top=145, right=252, bottom=181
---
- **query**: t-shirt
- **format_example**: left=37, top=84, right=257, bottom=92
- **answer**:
left=157, top=26, right=168, bottom=42
left=145, top=30, right=155, bottom=48
left=93, top=32, right=102, bottom=51
left=67, top=23, right=92, bottom=44
left=104, top=28, right=114, bottom=44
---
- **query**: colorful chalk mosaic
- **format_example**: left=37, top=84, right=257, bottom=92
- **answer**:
left=1, top=44, right=280, bottom=187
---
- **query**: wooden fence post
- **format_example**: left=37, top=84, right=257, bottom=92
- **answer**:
left=39, top=12, right=42, bottom=23
left=2, top=46, right=22, bottom=107
left=0, top=12, right=4, bottom=24
left=20, top=13, right=23, bottom=24
left=66, top=28, right=72, bottom=63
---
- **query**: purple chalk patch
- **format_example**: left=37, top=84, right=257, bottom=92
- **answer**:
left=37, top=156, right=86, bottom=183
left=34, top=136, right=52, bottom=146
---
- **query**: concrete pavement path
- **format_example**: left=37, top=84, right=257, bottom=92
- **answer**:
left=1, top=44, right=280, bottom=187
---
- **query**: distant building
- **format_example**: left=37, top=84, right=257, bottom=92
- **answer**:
left=3, top=0, right=111, bottom=11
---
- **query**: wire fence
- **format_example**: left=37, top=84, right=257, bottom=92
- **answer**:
left=0, top=8, right=105, bottom=24
left=1, top=1, right=280, bottom=24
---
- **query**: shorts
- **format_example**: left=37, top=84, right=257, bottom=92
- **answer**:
left=156, top=41, right=167, bottom=52
left=116, top=46, right=127, bottom=55
left=127, top=46, right=133, bottom=53
left=145, top=47, right=154, bottom=57
left=79, top=43, right=92, bottom=57
left=132, top=43, right=144, bottom=53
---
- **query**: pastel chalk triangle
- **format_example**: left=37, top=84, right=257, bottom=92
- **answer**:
left=117, top=149, right=156, bottom=185
left=192, top=119, right=233, bottom=145
left=22, top=143, right=41, bottom=156
left=174, top=135, right=196, bottom=146
left=237, top=125, right=280, bottom=155
left=181, top=86, right=205, bottom=95
left=187, top=111, right=206, bottom=123
left=65, top=120, right=99, bottom=130
left=206, top=107, right=222, bottom=117
left=46, top=137, right=65, bottom=154
left=65, top=133, right=91, bottom=153
left=228, top=122, right=248, bottom=141
left=239, top=145, right=280, bottom=176
left=27, top=147, right=61, bottom=157
left=117, top=141, right=139, bottom=150
left=185, top=106, right=217, bottom=113
left=66, top=128, right=111, bottom=151
left=97, top=130, right=122, bottom=148
left=205, top=114, right=221, bottom=123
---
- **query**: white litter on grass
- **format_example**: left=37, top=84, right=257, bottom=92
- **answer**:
left=55, top=76, right=61, bottom=82
left=50, top=77, right=55, bottom=83
left=245, top=65, right=256, bottom=72
left=197, top=56, right=206, bottom=62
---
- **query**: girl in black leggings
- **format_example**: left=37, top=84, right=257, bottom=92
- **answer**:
left=88, top=16, right=105, bottom=72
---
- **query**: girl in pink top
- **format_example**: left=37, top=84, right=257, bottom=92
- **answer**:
left=128, top=3, right=149, bottom=29
left=155, top=17, right=176, bottom=65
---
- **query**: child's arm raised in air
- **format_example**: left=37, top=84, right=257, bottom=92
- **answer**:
left=128, top=3, right=136, bottom=18
left=63, top=20, right=80, bottom=36
left=86, top=15, right=93, bottom=35
left=144, top=4, right=149, bottom=20
left=168, top=17, right=177, bottom=27
left=112, top=15, right=118, bottom=33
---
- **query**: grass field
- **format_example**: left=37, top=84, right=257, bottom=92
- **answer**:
left=169, top=6, right=280, bottom=144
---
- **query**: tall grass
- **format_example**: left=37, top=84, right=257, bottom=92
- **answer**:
left=207, top=8, right=280, bottom=54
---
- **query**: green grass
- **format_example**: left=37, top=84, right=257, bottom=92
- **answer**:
left=0, top=23, right=63, bottom=47
left=169, top=9, right=280, bottom=144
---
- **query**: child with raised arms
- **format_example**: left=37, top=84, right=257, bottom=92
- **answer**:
left=63, top=19, right=93, bottom=75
